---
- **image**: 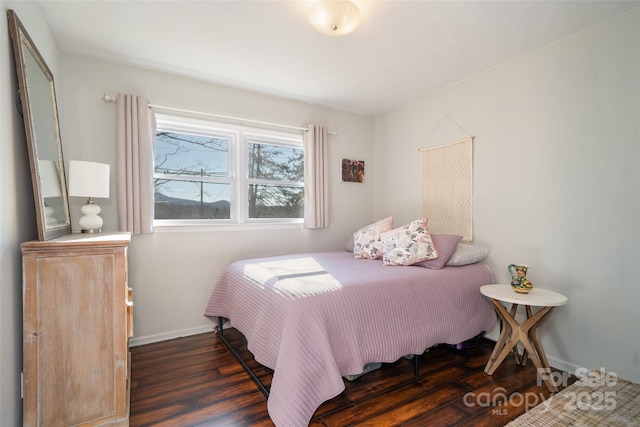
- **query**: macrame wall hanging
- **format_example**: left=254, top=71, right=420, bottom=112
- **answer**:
left=420, top=115, right=474, bottom=242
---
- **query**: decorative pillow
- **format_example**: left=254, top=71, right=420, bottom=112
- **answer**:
left=413, top=234, right=463, bottom=269
left=352, top=216, right=393, bottom=259
left=446, top=244, right=489, bottom=266
left=380, top=218, right=439, bottom=266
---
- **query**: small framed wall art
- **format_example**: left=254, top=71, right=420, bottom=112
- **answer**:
left=341, top=159, right=365, bottom=183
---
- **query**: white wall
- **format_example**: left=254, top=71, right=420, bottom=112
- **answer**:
left=374, top=9, right=640, bottom=381
left=59, top=55, right=375, bottom=342
left=1, top=1, right=63, bottom=425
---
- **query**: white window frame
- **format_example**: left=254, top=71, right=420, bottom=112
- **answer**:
left=153, top=114, right=304, bottom=231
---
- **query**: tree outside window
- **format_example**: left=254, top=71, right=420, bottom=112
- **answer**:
left=153, top=115, right=304, bottom=225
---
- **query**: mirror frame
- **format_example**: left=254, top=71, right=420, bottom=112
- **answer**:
left=7, top=9, right=71, bottom=240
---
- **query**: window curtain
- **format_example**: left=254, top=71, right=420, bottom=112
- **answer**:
left=303, top=124, right=329, bottom=229
left=116, top=93, right=156, bottom=234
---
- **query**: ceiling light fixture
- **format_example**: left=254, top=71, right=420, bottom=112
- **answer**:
left=308, top=0, right=361, bottom=36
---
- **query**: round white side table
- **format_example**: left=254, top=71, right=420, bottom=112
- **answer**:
left=480, top=284, right=568, bottom=392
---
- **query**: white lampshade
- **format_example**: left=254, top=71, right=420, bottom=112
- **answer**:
left=68, top=160, right=110, bottom=199
left=38, top=159, right=62, bottom=198
left=309, top=0, right=361, bottom=36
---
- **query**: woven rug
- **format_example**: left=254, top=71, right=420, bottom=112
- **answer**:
left=506, top=371, right=640, bottom=426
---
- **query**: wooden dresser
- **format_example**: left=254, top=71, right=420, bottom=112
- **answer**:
left=21, top=232, right=133, bottom=426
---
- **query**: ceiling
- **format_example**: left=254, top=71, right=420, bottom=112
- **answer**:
left=38, top=0, right=639, bottom=116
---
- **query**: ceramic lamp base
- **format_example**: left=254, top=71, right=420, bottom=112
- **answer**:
left=81, top=228, right=103, bottom=234
left=44, top=204, right=58, bottom=226
left=78, top=199, right=103, bottom=233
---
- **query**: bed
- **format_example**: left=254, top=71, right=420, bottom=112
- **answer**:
left=204, top=247, right=496, bottom=426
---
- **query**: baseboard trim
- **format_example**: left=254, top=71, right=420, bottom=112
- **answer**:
left=547, top=355, right=588, bottom=378
left=129, top=324, right=215, bottom=347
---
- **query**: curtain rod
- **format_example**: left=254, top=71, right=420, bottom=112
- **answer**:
left=102, top=94, right=337, bottom=136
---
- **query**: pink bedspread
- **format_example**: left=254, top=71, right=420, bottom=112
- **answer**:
left=204, top=251, right=496, bottom=426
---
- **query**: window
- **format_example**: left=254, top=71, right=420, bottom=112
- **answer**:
left=154, top=115, right=304, bottom=227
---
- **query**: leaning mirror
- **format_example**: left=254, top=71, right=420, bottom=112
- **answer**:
left=8, top=10, right=71, bottom=240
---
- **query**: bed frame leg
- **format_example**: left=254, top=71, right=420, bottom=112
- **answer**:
left=217, top=317, right=270, bottom=398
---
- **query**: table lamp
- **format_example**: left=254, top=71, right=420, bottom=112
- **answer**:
left=38, top=159, right=62, bottom=226
left=68, top=160, right=110, bottom=233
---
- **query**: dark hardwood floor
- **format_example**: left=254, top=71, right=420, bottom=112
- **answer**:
left=129, top=329, right=574, bottom=427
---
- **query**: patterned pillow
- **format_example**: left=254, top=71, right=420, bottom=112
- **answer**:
left=380, top=218, right=439, bottom=266
left=352, top=216, right=393, bottom=259
left=413, top=234, right=463, bottom=269
left=446, top=244, right=489, bottom=266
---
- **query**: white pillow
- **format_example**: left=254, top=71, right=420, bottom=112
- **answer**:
left=446, top=244, right=489, bottom=266
left=352, top=216, right=393, bottom=260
